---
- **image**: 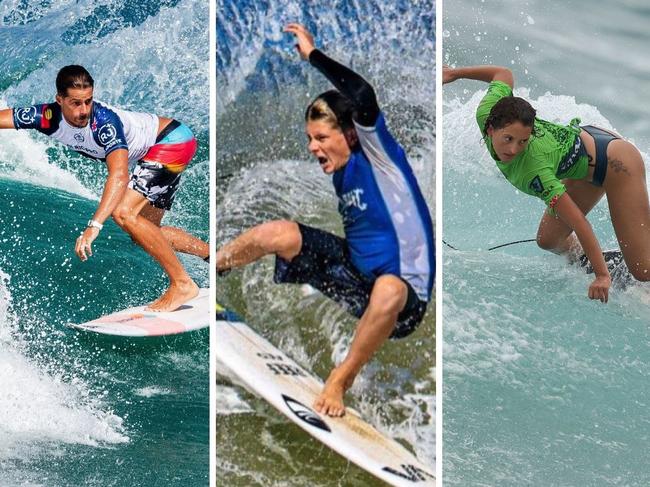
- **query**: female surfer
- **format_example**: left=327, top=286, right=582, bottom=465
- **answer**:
left=443, top=64, right=650, bottom=303
left=217, top=24, right=434, bottom=416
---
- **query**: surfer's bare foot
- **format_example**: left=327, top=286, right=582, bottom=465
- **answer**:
left=147, top=279, right=199, bottom=312
left=314, top=367, right=351, bottom=417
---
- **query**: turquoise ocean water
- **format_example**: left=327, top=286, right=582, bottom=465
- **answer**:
left=216, top=0, right=435, bottom=484
left=0, top=1, right=209, bottom=485
left=443, top=1, right=650, bottom=485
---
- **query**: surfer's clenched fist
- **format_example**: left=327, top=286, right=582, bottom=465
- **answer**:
left=589, top=274, right=611, bottom=303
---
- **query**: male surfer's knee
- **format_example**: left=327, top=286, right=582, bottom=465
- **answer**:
left=369, top=276, right=407, bottom=315
left=256, top=220, right=301, bottom=256
left=112, top=205, right=137, bottom=229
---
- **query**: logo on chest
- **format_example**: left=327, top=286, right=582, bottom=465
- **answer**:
left=341, top=188, right=367, bottom=211
left=97, top=123, right=117, bottom=145
left=74, top=132, right=85, bottom=143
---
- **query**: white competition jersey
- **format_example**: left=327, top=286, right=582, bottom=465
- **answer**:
left=13, top=100, right=159, bottom=164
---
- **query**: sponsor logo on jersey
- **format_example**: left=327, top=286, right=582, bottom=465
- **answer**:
left=41, top=106, right=53, bottom=129
left=558, top=137, right=583, bottom=174
left=342, top=188, right=367, bottom=211
left=529, top=176, right=544, bottom=194
left=15, top=107, right=37, bottom=126
left=72, top=145, right=99, bottom=156
left=74, top=132, right=85, bottom=143
left=282, top=394, right=331, bottom=432
left=98, top=123, right=118, bottom=145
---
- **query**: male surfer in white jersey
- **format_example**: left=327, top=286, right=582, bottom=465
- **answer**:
left=217, top=25, right=435, bottom=416
left=0, top=65, right=208, bottom=311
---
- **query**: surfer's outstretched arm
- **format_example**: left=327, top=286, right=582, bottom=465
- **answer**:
left=284, top=23, right=379, bottom=126
left=0, top=109, right=15, bottom=128
left=307, top=51, right=379, bottom=127
left=443, top=65, right=514, bottom=88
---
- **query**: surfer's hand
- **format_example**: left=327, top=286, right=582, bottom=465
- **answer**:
left=75, top=227, right=99, bottom=262
left=284, top=23, right=315, bottom=60
left=588, top=274, right=611, bottom=303
left=443, top=65, right=457, bottom=84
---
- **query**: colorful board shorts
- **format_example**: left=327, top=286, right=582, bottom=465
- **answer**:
left=274, top=223, right=428, bottom=339
left=128, top=120, right=197, bottom=210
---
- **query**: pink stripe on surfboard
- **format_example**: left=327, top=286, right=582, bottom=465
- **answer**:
left=88, top=313, right=186, bottom=336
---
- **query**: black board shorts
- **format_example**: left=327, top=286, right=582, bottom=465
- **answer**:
left=273, top=223, right=428, bottom=339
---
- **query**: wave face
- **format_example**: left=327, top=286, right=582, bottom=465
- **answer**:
left=0, top=1, right=208, bottom=485
left=217, top=0, right=435, bottom=484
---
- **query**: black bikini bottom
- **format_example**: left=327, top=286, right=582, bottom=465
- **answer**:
left=581, top=125, right=620, bottom=187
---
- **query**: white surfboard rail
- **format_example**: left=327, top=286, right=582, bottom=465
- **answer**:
left=216, top=307, right=436, bottom=487
left=67, top=288, right=210, bottom=337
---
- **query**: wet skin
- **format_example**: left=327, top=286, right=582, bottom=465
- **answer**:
left=306, top=119, right=356, bottom=174
left=56, top=87, right=93, bottom=128
left=487, top=120, right=532, bottom=162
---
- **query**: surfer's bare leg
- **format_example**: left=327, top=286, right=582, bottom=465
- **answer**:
left=140, top=204, right=209, bottom=260
left=603, top=140, right=650, bottom=280
left=112, top=189, right=199, bottom=311
left=216, top=220, right=302, bottom=270
left=536, top=178, right=605, bottom=261
left=314, top=275, right=408, bottom=417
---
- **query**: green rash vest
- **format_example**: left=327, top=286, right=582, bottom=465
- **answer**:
left=476, top=81, right=589, bottom=215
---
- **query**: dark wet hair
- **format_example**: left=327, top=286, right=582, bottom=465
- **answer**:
left=305, top=89, right=355, bottom=132
left=56, top=65, right=94, bottom=96
left=483, top=96, right=536, bottom=136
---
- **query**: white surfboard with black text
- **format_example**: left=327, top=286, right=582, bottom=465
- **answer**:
left=216, top=307, right=435, bottom=487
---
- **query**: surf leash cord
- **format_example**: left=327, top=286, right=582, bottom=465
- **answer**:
left=442, top=238, right=536, bottom=251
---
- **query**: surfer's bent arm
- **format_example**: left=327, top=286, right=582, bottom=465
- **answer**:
left=308, top=49, right=380, bottom=126
left=554, top=193, right=611, bottom=301
left=443, top=65, right=514, bottom=88
left=74, top=149, right=129, bottom=261
left=95, top=149, right=130, bottom=224
left=0, top=109, right=15, bottom=128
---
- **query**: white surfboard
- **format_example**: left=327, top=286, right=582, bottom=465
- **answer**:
left=216, top=306, right=436, bottom=487
left=67, top=289, right=209, bottom=337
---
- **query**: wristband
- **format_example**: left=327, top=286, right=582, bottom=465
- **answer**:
left=87, top=219, right=103, bottom=230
